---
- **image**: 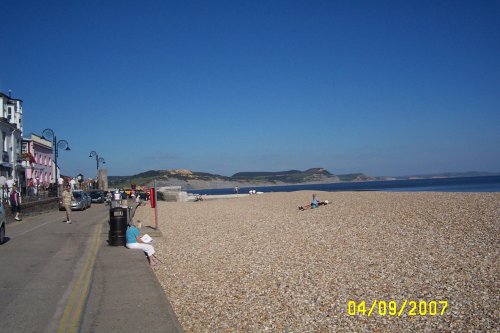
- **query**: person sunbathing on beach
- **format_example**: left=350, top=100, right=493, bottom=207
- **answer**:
left=299, top=193, right=328, bottom=211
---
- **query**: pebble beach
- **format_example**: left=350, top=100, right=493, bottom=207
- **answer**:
left=134, top=191, right=499, bottom=332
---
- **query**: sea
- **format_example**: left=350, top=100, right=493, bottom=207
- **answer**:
left=188, top=175, right=500, bottom=195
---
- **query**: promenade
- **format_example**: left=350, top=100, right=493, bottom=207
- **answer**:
left=0, top=202, right=183, bottom=332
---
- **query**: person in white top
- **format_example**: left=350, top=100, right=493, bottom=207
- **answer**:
left=69, top=177, right=76, bottom=190
left=57, top=176, right=64, bottom=194
left=6, top=176, right=15, bottom=197
left=34, top=177, right=39, bottom=195
left=0, top=175, right=6, bottom=198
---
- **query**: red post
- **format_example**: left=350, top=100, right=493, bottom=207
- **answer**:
left=150, top=188, right=156, bottom=208
left=150, top=186, right=158, bottom=230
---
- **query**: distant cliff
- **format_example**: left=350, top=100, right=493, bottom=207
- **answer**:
left=108, top=168, right=498, bottom=190
left=108, top=168, right=371, bottom=190
left=232, top=168, right=339, bottom=183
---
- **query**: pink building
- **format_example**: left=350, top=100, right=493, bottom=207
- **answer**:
left=22, top=133, right=53, bottom=184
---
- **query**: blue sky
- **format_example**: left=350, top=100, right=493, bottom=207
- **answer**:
left=1, top=0, right=499, bottom=177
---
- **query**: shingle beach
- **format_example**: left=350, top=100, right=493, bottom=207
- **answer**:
left=134, top=191, right=499, bottom=332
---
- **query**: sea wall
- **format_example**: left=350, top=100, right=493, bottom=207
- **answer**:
left=4, top=197, right=59, bottom=222
left=156, top=186, right=189, bottom=202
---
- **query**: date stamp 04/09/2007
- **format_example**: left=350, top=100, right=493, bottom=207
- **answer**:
left=347, top=300, right=448, bottom=317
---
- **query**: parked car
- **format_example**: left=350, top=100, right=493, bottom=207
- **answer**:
left=82, top=192, right=92, bottom=209
left=138, top=191, right=150, bottom=200
left=89, top=190, right=105, bottom=203
left=59, top=190, right=91, bottom=211
left=0, top=201, right=5, bottom=244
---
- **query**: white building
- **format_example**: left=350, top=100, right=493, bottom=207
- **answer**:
left=0, top=91, right=24, bottom=183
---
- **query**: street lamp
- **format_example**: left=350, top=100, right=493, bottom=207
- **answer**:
left=41, top=128, right=70, bottom=190
left=89, top=151, right=105, bottom=170
left=11, top=128, right=20, bottom=182
left=89, top=151, right=106, bottom=189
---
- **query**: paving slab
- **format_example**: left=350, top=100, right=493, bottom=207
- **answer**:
left=80, top=221, right=183, bottom=332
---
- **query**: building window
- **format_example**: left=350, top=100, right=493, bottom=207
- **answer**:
left=3, top=131, right=7, bottom=152
left=22, top=142, right=28, bottom=154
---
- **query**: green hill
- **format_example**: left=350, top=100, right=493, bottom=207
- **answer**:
left=232, top=168, right=335, bottom=183
left=107, top=168, right=498, bottom=189
left=108, top=168, right=339, bottom=188
left=108, top=169, right=231, bottom=188
left=337, top=173, right=374, bottom=182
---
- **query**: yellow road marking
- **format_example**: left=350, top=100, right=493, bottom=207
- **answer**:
left=57, top=223, right=102, bottom=333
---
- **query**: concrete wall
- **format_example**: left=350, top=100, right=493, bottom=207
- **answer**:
left=156, top=186, right=189, bottom=202
left=4, top=197, right=59, bottom=222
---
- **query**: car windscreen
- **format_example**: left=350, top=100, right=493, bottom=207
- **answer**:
left=73, top=192, right=82, bottom=199
left=90, top=192, right=102, bottom=198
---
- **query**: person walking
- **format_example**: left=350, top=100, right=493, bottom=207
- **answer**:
left=61, top=184, right=75, bottom=224
left=6, top=176, right=14, bottom=197
left=9, top=185, right=22, bottom=221
left=0, top=175, right=7, bottom=200
left=28, top=178, right=34, bottom=197
left=69, top=177, right=76, bottom=190
left=34, top=177, right=40, bottom=196
left=57, top=176, right=64, bottom=195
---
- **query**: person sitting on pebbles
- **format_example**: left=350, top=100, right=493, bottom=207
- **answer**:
left=299, top=193, right=329, bottom=211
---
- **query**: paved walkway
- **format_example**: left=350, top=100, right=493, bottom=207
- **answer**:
left=81, top=234, right=183, bottom=332
left=0, top=202, right=183, bottom=332
left=82, top=201, right=183, bottom=332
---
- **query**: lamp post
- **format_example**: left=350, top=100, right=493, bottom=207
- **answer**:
left=89, top=151, right=105, bottom=189
left=89, top=151, right=105, bottom=170
left=11, top=128, right=20, bottom=182
left=41, top=128, right=70, bottom=195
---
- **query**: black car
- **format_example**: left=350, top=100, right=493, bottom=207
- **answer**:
left=89, top=190, right=105, bottom=203
left=137, top=191, right=150, bottom=200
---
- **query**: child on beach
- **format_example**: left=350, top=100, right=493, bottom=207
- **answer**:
left=299, top=193, right=328, bottom=211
